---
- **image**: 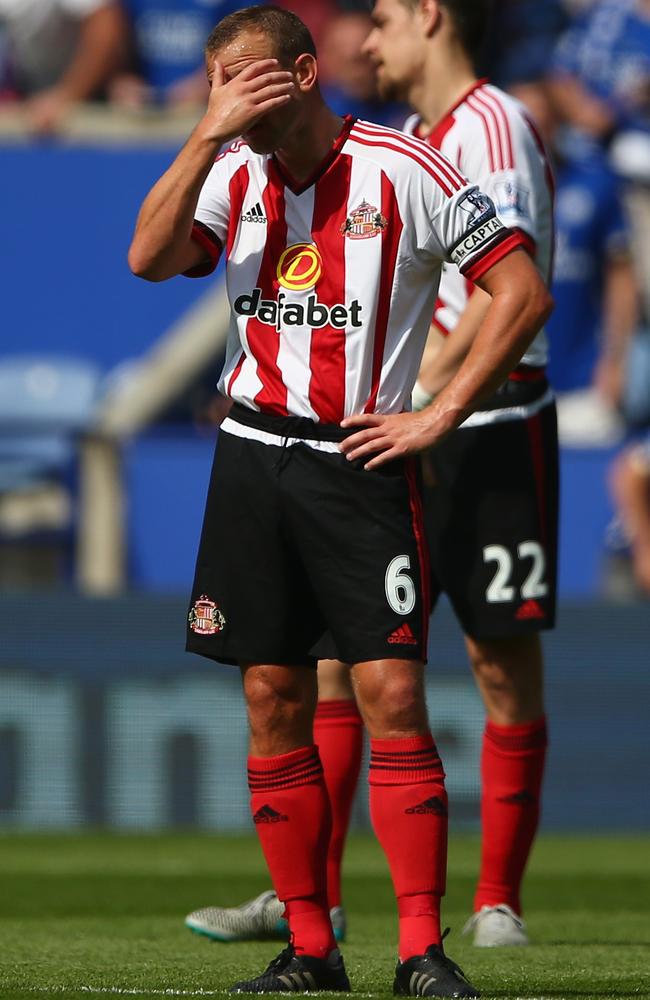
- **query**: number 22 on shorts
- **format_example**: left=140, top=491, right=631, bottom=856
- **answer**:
left=483, top=541, right=548, bottom=603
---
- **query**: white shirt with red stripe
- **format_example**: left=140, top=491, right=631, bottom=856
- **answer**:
left=189, top=115, right=524, bottom=425
left=404, top=80, right=554, bottom=374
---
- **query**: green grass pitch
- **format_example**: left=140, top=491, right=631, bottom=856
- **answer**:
left=0, top=832, right=648, bottom=1000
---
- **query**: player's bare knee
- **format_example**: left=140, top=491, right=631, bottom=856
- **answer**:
left=354, top=667, right=428, bottom=737
left=242, top=666, right=317, bottom=741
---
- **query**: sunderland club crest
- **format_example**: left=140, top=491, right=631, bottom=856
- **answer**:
left=341, top=200, right=387, bottom=239
left=188, top=595, right=226, bottom=635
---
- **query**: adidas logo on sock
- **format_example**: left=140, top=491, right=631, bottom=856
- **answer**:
left=405, top=796, right=448, bottom=816
left=387, top=622, right=418, bottom=645
left=498, top=789, right=535, bottom=805
left=241, top=202, right=267, bottom=223
left=253, top=804, right=288, bottom=824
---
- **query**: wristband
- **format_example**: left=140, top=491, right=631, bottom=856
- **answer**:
left=411, top=380, right=435, bottom=412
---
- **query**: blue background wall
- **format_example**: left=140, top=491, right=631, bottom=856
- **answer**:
left=0, top=595, right=647, bottom=831
left=2, top=144, right=207, bottom=366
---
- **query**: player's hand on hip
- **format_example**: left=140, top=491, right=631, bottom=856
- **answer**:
left=340, top=411, right=447, bottom=470
left=199, top=58, right=295, bottom=142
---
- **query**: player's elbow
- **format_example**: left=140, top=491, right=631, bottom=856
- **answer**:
left=532, top=284, right=554, bottom=328
left=128, top=242, right=168, bottom=282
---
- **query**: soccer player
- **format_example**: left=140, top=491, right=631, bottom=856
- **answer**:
left=129, top=5, right=551, bottom=995
left=187, top=0, right=558, bottom=953
left=365, top=0, right=557, bottom=947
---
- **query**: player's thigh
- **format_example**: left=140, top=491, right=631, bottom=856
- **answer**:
left=423, top=403, right=558, bottom=639
left=465, top=632, right=545, bottom=723
left=186, top=431, right=323, bottom=665
left=285, top=448, right=430, bottom=665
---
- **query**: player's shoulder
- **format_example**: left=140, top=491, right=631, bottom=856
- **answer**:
left=213, top=138, right=265, bottom=171
left=458, top=82, right=525, bottom=128
left=401, top=112, right=420, bottom=137
left=457, top=82, right=545, bottom=171
left=346, top=118, right=467, bottom=193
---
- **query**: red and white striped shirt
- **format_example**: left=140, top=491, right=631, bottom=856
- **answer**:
left=405, top=81, right=554, bottom=372
left=189, top=115, right=523, bottom=423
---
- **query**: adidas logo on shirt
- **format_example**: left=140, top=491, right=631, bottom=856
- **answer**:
left=253, top=804, right=288, bottom=824
left=241, top=202, right=267, bottom=223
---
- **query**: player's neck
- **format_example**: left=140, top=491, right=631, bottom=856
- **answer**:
left=411, top=46, right=476, bottom=135
left=275, top=104, right=344, bottom=184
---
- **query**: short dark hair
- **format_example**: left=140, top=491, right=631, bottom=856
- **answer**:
left=440, top=0, right=493, bottom=63
left=400, top=0, right=493, bottom=65
left=205, top=5, right=317, bottom=65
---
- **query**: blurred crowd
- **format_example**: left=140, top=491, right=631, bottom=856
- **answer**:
left=1, top=0, right=650, bottom=596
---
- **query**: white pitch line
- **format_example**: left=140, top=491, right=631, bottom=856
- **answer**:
left=23, top=989, right=381, bottom=998
left=15, top=991, right=570, bottom=1000
left=24, top=988, right=224, bottom=997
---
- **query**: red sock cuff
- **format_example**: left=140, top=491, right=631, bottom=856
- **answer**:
left=314, top=699, right=363, bottom=727
left=485, top=716, right=548, bottom=754
left=247, top=745, right=323, bottom=792
left=369, top=734, right=444, bottom=786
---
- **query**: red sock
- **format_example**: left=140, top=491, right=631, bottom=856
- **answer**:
left=248, top=745, right=336, bottom=958
left=314, top=699, right=363, bottom=909
left=475, top=716, right=548, bottom=915
left=369, top=734, right=447, bottom=960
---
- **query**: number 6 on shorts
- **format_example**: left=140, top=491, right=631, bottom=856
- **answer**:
left=385, top=555, right=416, bottom=615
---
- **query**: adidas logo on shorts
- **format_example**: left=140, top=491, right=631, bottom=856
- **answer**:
left=515, top=599, right=545, bottom=620
left=241, top=202, right=267, bottom=223
left=387, top=622, right=418, bottom=645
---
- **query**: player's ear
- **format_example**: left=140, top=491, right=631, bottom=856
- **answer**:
left=419, top=0, right=443, bottom=37
left=294, top=52, right=318, bottom=93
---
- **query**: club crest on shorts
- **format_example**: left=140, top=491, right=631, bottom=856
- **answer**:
left=341, top=200, right=387, bottom=239
left=188, top=595, right=226, bottom=635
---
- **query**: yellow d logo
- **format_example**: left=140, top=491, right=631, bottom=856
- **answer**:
left=277, top=243, right=322, bottom=291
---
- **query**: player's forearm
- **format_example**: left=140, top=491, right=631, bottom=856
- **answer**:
left=128, top=123, right=222, bottom=281
left=130, top=59, right=295, bottom=280
left=422, top=271, right=552, bottom=435
left=418, top=288, right=491, bottom=399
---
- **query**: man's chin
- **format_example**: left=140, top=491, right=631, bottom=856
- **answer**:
left=376, top=75, right=406, bottom=104
left=242, top=129, right=280, bottom=155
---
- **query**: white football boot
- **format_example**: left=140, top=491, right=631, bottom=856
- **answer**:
left=462, top=903, right=529, bottom=947
left=186, top=890, right=348, bottom=943
left=185, top=890, right=287, bottom=942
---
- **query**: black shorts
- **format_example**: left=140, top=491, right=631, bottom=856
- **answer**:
left=186, top=404, right=429, bottom=667
left=422, top=381, right=558, bottom=640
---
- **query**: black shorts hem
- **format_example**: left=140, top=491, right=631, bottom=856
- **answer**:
left=318, top=643, right=426, bottom=666
left=459, top=612, right=556, bottom=642
left=186, top=640, right=317, bottom=668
